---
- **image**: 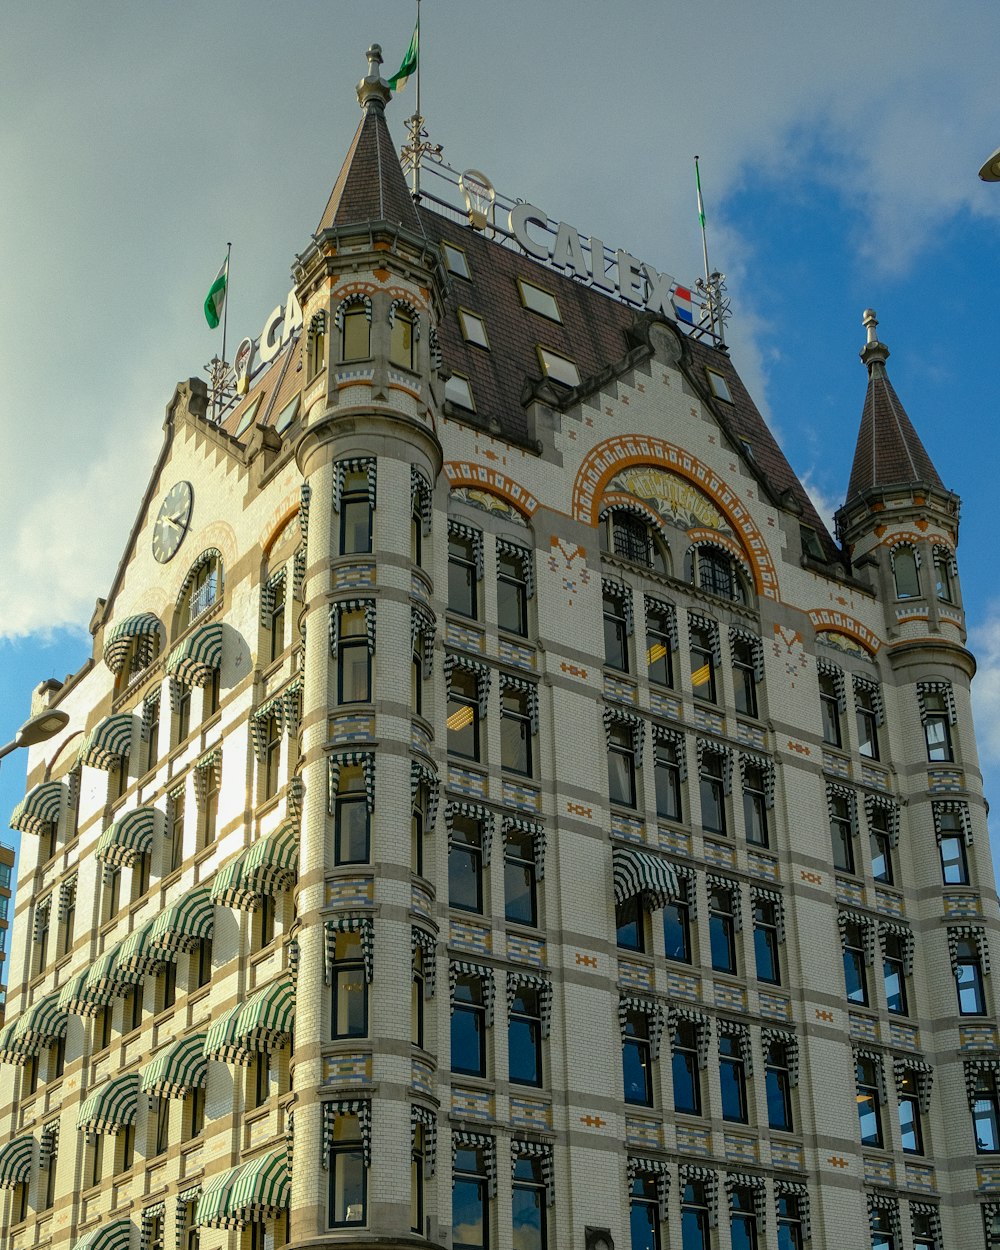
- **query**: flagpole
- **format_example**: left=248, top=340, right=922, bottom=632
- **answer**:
left=694, top=157, right=716, bottom=338
left=221, top=241, right=232, bottom=369
left=412, top=0, right=422, bottom=198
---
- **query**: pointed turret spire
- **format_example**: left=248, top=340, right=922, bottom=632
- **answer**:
left=315, top=44, right=423, bottom=237
left=845, top=309, right=943, bottom=502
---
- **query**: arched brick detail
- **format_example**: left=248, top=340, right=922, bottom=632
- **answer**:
left=807, top=609, right=883, bottom=655
left=571, top=436, right=778, bottom=599
left=260, top=495, right=302, bottom=556
left=598, top=492, right=669, bottom=538
left=443, top=462, right=539, bottom=517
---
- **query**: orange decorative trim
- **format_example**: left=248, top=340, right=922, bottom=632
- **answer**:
left=570, top=436, right=778, bottom=599
left=598, top=491, right=667, bottom=535
left=444, top=461, right=539, bottom=516
left=567, top=801, right=593, bottom=818
left=560, top=662, right=589, bottom=679
left=800, top=870, right=822, bottom=884
left=260, top=496, right=302, bottom=556
left=815, top=1008, right=834, bottom=1022
left=579, top=1114, right=607, bottom=1128
left=807, top=608, right=882, bottom=654
left=877, top=529, right=953, bottom=550
left=685, top=526, right=751, bottom=573
left=575, top=953, right=598, bottom=968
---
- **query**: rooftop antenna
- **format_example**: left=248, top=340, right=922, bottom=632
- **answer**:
left=693, top=157, right=730, bottom=346
left=396, top=0, right=442, bottom=198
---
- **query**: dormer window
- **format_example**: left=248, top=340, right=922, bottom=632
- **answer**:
left=706, top=369, right=734, bottom=403
left=537, top=347, right=579, bottom=388
left=518, top=279, right=561, bottom=323
left=458, top=309, right=489, bottom=349
left=338, top=295, right=372, bottom=362
left=390, top=302, right=418, bottom=370
left=442, top=242, right=471, bottom=280
left=445, top=374, right=475, bottom=411
left=233, top=395, right=262, bottom=439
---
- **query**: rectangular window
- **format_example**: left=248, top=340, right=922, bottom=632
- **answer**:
left=646, top=604, right=673, bottom=687
left=181, top=1201, right=200, bottom=1250
left=447, top=669, right=481, bottom=761
left=335, top=765, right=370, bottom=865
left=742, top=764, right=768, bottom=846
left=777, top=1196, right=804, bottom=1250
left=328, top=1113, right=367, bottom=1226
left=856, top=1056, right=883, bottom=1147
left=830, top=793, right=855, bottom=873
left=842, top=920, right=869, bottom=1005
left=898, top=1069, right=924, bottom=1154
left=154, top=1096, right=170, bottom=1157
left=512, top=1156, right=547, bottom=1250
left=201, top=764, right=220, bottom=848
left=504, top=829, right=538, bottom=928
left=883, top=933, right=908, bottom=1015
left=156, top=961, right=177, bottom=1014
left=168, top=791, right=185, bottom=875
left=203, top=669, right=221, bottom=721
left=86, top=1136, right=103, bottom=1190
left=654, top=741, right=682, bottom=822
left=34, top=903, right=50, bottom=975
left=390, top=311, right=416, bottom=370
left=939, top=825, right=969, bottom=884
left=699, top=752, right=726, bottom=835
left=663, top=896, right=692, bottom=964
left=819, top=671, right=841, bottom=746
left=497, top=550, right=529, bottom=636
left=262, top=714, right=282, bottom=801
left=448, top=532, right=479, bottom=619
left=411, top=1124, right=425, bottom=1234
left=732, top=638, right=759, bottom=718
left=458, top=308, right=490, bottom=349
left=449, top=814, right=484, bottom=914
left=537, top=346, right=580, bottom=387
left=912, top=1211, right=937, bottom=1250
left=411, top=788, right=426, bottom=878
left=145, top=702, right=160, bottom=775
left=331, top=931, right=369, bottom=1039
left=268, top=577, right=286, bottom=663
left=253, top=892, right=275, bottom=952
left=956, top=938, right=986, bottom=1015
left=622, top=1010, right=653, bottom=1106
left=132, top=850, right=151, bottom=902
left=123, top=983, right=143, bottom=1033
left=682, top=1181, right=710, bottom=1250
left=337, top=609, right=372, bottom=704
left=672, top=1021, right=701, bottom=1115
left=753, top=900, right=780, bottom=985
left=248, top=1053, right=272, bottom=1109
left=175, top=683, right=192, bottom=745
left=869, top=807, right=894, bottom=884
left=719, top=1032, right=748, bottom=1122
left=974, top=1070, right=1000, bottom=1153
left=339, top=470, right=373, bottom=555
left=115, top=1123, right=135, bottom=1174
left=451, top=975, right=487, bottom=1078
left=453, top=1145, right=489, bottom=1250
left=185, top=1086, right=205, bottom=1140
left=193, top=936, right=213, bottom=990
left=509, top=987, right=542, bottom=1087
left=616, top=895, right=645, bottom=953
left=710, top=887, right=737, bottom=974
left=608, top=723, right=637, bottom=808
left=922, top=691, right=953, bottom=761
left=341, top=307, right=370, bottom=362
left=603, top=589, right=629, bottom=672
left=855, top=685, right=880, bottom=759
left=501, top=686, right=533, bottom=777
left=102, top=868, right=121, bottom=924
left=765, top=1042, right=793, bottom=1131
left=444, top=373, right=475, bottom=411
left=443, top=242, right=471, bottom=279
left=412, top=947, right=425, bottom=1049
left=689, top=624, right=716, bottom=702
left=59, top=891, right=75, bottom=958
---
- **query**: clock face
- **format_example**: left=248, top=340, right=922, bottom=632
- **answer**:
left=152, top=480, right=194, bottom=564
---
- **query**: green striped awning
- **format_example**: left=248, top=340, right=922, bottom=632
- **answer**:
left=116, top=917, right=172, bottom=978
left=0, top=1020, right=25, bottom=1066
left=10, top=780, right=64, bottom=835
left=103, top=613, right=162, bottom=675
left=0, top=1134, right=34, bottom=1187
left=210, top=823, right=298, bottom=911
left=196, top=1164, right=242, bottom=1229
left=77, top=714, right=135, bottom=770
left=166, top=622, right=224, bottom=687
left=149, top=884, right=215, bottom=954
left=58, top=969, right=102, bottom=1018
left=85, top=942, right=141, bottom=1003
left=204, top=974, right=294, bottom=1064
left=612, top=845, right=679, bottom=912
left=12, top=991, right=68, bottom=1056
left=228, top=1149, right=290, bottom=1223
left=96, top=806, right=157, bottom=868
left=77, top=1073, right=140, bottom=1134
left=139, top=1033, right=208, bottom=1099
left=72, top=1219, right=133, bottom=1250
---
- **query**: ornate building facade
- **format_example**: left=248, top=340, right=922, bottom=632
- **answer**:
left=1, top=43, right=998, bottom=1250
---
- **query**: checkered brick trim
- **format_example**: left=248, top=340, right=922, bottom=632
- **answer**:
left=852, top=673, right=885, bottom=725
left=669, top=1006, right=712, bottom=1069
left=826, top=782, right=858, bottom=831
left=707, top=874, right=742, bottom=932
left=502, top=815, right=546, bottom=880
left=644, top=595, right=678, bottom=651
left=411, top=603, right=436, bottom=677
left=259, top=568, right=287, bottom=628
left=332, top=457, right=376, bottom=512
left=725, top=1172, right=767, bottom=1222
left=411, top=467, right=433, bottom=536
left=506, top=971, right=552, bottom=1038
left=697, top=737, right=733, bottom=793
left=322, top=1100, right=370, bottom=1169
left=893, top=1057, right=933, bottom=1112
left=865, top=792, right=900, bottom=846
left=774, top=1179, right=810, bottom=1241
left=948, top=925, right=991, bottom=975
left=499, top=672, right=539, bottom=733
left=838, top=910, right=876, bottom=965
left=878, top=921, right=914, bottom=975
left=618, top=994, right=666, bottom=1060
left=411, top=759, right=440, bottom=827
left=411, top=927, right=437, bottom=998
left=717, top=1018, right=753, bottom=1077
left=602, top=577, right=634, bottom=636
left=446, top=801, right=494, bottom=866
left=932, top=799, right=973, bottom=845
left=327, top=751, right=376, bottom=814
left=411, top=1104, right=437, bottom=1177
left=762, top=1028, right=799, bottom=1086
left=867, top=1190, right=901, bottom=1242
left=652, top=724, right=688, bottom=780
left=738, top=751, right=774, bottom=807
left=605, top=706, right=646, bottom=768
left=816, top=657, right=846, bottom=711
left=448, top=520, right=484, bottom=579
left=627, top=1156, right=669, bottom=1219
left=512, top=1140, right=555, bottom=1206
left=324, top=916, right=374, bottom=984
left=449, top=961, right=495, bottom=1026
left=678, top=1165, right=718, bottom=1226
left=497, top=538, right=535, bottom=599
left=687, top=611, right=721, bottom=663
left=916, top=680, right=957, bottom=725
left=444, top=653, right=491, bottom=714
left=729, top=626, right=764, bottom=680
left=452, top=1132, right=496, bottom=1197
left=750, top=885, right=785, bottom=943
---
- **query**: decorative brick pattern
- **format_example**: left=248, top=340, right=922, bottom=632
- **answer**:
left=498, top=638, right=536, bottom=670
left=667, top=970, right=701, bottom=1000
left=713, top=982, right=747, bottom=1013
left=448, top=765, right=488, bottom=799
left=328, top=712, right=375, bottom=744
left=693, top=706, right=725, bottom=735
left=324, top=1054, right=370, bottom=1086
left=656, top=826, right=690, bottom=855
left=327, top=877, right=373, bottom=907
left=772, top=1141, right=805, bottom=1170
left=445, top=621, right=485, bottom=653
left=746, top=851, right=778, bottom=882
left=618, top=959, right=653, bottom=992
left=928, top=768, right=964, bottom=792
left=508, top=934, right=546, bottom=967
left=625, top=1117, right=662, bottom=1148
left=603, top=674, right=637, bottom=704
left=848, top=1013, right=878, bottom=1042
left=650, top=690, right=682, bottom=720
left=611, top=812, right=644, bottom=842
left=510, top=1098, right=551, bottom=1130
left=676, top=1123, right=712, bottom=1156
left=450, top=920, right=492, bottom=957
left=758, top=992, right=792, bottom=1022
left=703, top=840, right=736, bottom=870
left=502, top=779, right=540, bottom=811
left=863, top=1156, right=894, bottom=1185
left=411, top=1058, right=433, bottom=1096
left=333, top=562, right=376, bottom=590
left=452, top=1087, right=494, bottom=1121
left=723, top=1133, right=758, bottom=1164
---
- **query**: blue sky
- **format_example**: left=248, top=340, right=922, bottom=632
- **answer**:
left=3, top=1, right=1000, bottom=905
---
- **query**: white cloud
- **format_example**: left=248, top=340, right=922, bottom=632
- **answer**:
left=799, top=472, right=841, bottom=538
left=970, top=608, right=1000, bottom=768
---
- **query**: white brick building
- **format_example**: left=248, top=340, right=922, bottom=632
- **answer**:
left=1, top=42, right=997, bottom=1250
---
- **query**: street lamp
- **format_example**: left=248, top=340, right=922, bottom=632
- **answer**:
left=979, top=145, right=1000, bottom=182
left=0, top=710, right=70, bottom=765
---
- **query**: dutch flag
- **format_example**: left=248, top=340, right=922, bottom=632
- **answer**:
left=672, top=285, right=694, bottom=325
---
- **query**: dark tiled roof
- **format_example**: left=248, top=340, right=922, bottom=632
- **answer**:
left=316, top=105, right=423, bottom=236
left=418, top=208, right=840, bottom=559
left=846, top=358, right=943, bottom=501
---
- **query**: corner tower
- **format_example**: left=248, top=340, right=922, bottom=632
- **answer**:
left=287, top=45, right=447, bottom=1250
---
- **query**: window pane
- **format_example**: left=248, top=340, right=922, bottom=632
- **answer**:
left=339, top=646, right=371, bottom=703
left=453, top=1178, right=486, bottom=1249
left=509, top=1016, right=541, bottom=1086
left=958, top=962, right=986, bottom=1014
left=673, top=1050, right=699, bottom=1114
left=623, top=1038, right=652, bottom=1105
left=334, top=967, right=367, bottom=1037
left=663, top=904, right=691, bottom=963
left=766, top=1067, right=792, bottom=1130
left=505, top=858, right=537, bottom=927
left=940, top=836, right=968, bottom=884
left=512, top=1184, right=544, bottom=1250
left=754, top=926, right=779, bottom=984
left=341, top=498, right=372, bottom=554
left=451, top=1005, right=485, bottom=1077
left=330, top=1148, right=366, bottom=1224
left=975, top=1098, right=1000, bottom=1151
left=630, top=1200, right=659, bottom=1250
left=342, top=311, right=370, bottom=361
left=336, top=799, right=370, bottom=863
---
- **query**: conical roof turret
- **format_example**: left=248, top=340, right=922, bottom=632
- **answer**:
left=845, top=309, right=943, bottom=501
left=315, top=43, right=423, bottom=237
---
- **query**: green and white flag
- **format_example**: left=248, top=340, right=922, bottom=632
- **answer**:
left=203, top=256, right=228, bottom=330
left=388, top=20, right=419, bottom=92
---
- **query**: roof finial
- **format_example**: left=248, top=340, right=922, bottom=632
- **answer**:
left=860, top=307, right=889, bottom=372
left=357, top=43, right=391, bottom=112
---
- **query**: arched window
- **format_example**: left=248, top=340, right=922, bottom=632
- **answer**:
left=307, top=312, right=326, bottom=380
left=686, top=543, right=749, bottom=604
left=177, top=551, right=224, bottom=632
left=599, top=508, right=670, bottom=574
left=891, top=545, right=921, bottom=599
left=337, top=294, right=372, bottom=362
left=389, top=300, right=419, bottom=370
